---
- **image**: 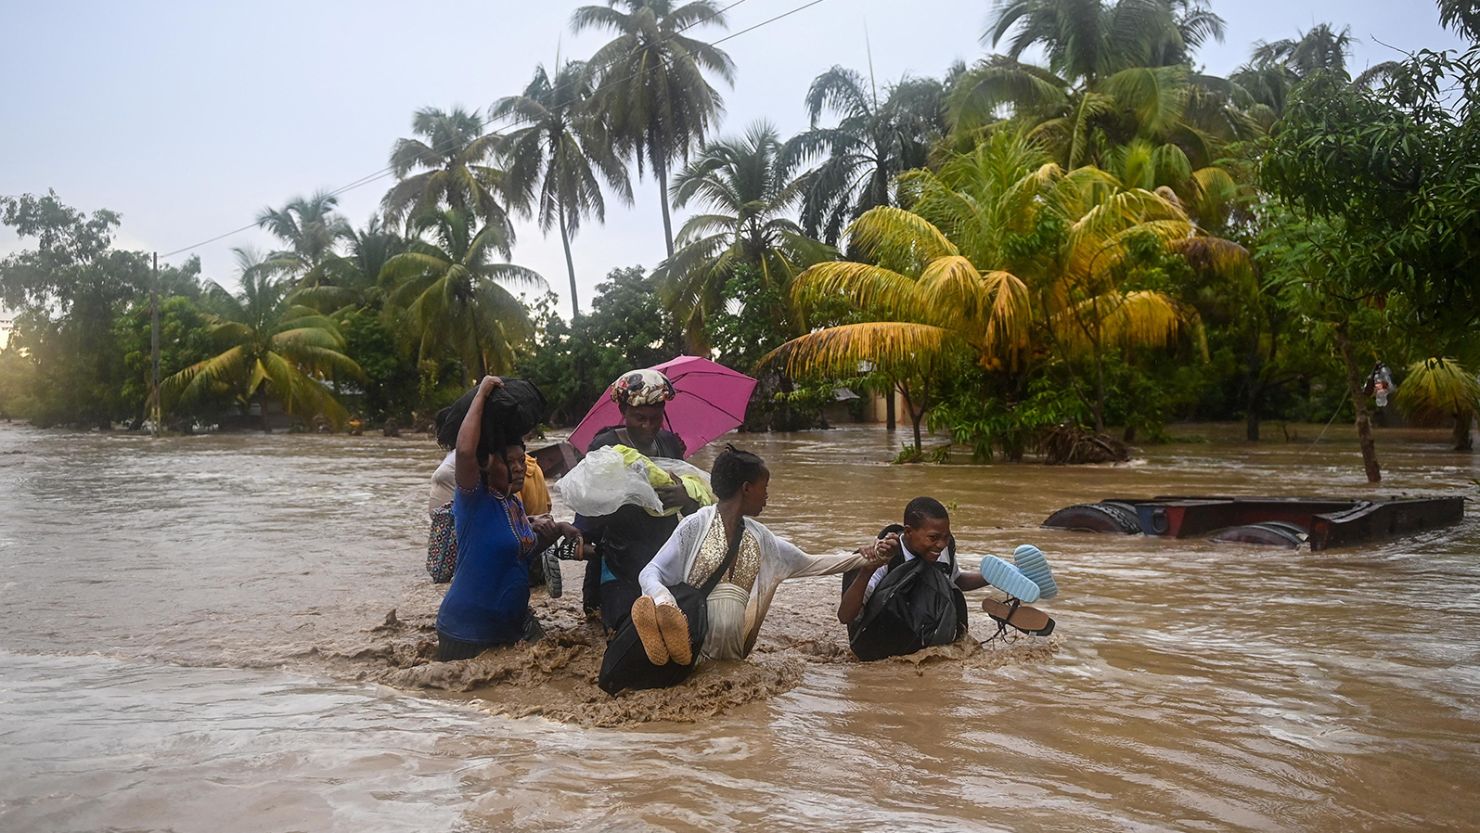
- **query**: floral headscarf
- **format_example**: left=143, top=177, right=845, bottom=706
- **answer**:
left=610, top=368, right=676, bottom=408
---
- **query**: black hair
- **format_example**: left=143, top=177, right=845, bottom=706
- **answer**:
left=903, top=496, right=949, bottom=527
left=711, top=444, right=768, bottom=500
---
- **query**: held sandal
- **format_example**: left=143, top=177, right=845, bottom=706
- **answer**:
left=630, top=595, right=670, bottom=665
left=982, top=597, right=1056, bottom=637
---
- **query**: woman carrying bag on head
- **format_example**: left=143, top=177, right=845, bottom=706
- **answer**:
left=599, top=446, right=894, bottom=692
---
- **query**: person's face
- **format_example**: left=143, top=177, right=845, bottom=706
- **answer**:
left=622, top=403, right=666, bottom=448
left=739, top=470, right=770, bottom=517
left=481, top=444, right=525, bottom=495
left=903, top=515, right=951, bottom=561
left=503, top=445, right=526, bottom=494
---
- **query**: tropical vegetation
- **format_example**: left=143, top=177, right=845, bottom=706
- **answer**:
left=2, top=0, right=1476, bottom=480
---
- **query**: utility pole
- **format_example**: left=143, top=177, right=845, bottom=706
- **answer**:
left=150, top=252, right=161, bottom=437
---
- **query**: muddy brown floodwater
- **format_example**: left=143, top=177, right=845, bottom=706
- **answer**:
left=1, top=422, right=1477, bottom=832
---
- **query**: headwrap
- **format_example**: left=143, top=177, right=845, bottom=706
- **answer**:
left=610, top=369, right=676, bottom=408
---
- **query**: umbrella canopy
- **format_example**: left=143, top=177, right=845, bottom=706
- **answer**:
left=567, top=356, right=757, bottom=458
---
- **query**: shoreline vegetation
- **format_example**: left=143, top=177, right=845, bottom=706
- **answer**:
left=2, top=1, right=1478, bottom=481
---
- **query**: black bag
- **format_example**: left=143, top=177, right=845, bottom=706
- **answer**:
left=846, top=524, right=968, bottom=661
left=598, top=518, right=744, bottom=695
left=436, top=379, right=548, bottom=451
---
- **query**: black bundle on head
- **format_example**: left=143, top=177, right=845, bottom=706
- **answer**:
left=904, top=496, right=949, bottom=527
left=711, top=444, right=767, bottom=499
left=435, top=379, right=547, bottom=465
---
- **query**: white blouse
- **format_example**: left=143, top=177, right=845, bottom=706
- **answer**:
left=639, top=505, right=873, bottom=659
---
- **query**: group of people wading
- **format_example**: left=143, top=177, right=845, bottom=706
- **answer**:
left=426, top=367, right=1045, bottom=694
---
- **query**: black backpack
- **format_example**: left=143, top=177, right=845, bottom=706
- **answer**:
left=846, top=524, right=968, bottom=661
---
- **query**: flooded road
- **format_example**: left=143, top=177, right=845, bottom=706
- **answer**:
left=1, top=422, right=1478, bottom=832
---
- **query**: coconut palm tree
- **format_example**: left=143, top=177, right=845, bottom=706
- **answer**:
left=1395, top=357, right=1480, bottom=451
left=492, top=60, right=633, bottom=318
left=571, top=0, right=735, bottom=257
left=255, top=191, right=352, bottom=286
left=163, top=248, right=362, bottom=429
left=986, top=0, right=1223, bottom=85
left=764, top=132, right=1246, bottom=447
left=381, top=106, right=512, bottom=239
left=380, top=209, right=545, bottom=382
left=654, top=121, right=833, bottom=346
left=781, top=67, right=947, bottom=246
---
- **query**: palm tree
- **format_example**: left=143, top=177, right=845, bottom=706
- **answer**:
left=655, top=121, right=833, bottom=345
left=293, top=215, right=410, bottom=314
left=572, top=0, right=736, bottom=257
left=956, top=0, right=1252, bottom=185
left=380, top=209, right=545, bottom=382
left=163, top=249, right=362, bottom=429
left=492, top=60, right=632, bottom=318
left=781, top=67, right=947, bottom=246
left=764, top=132, right=1245, bottom=447
left=986, top=0, right=1222, bottom=86
left=1231, top=24, right=1398, bottom=118
left=1394, top=357, right=1480, bottom=451
left=381, top=106, right=512, bottom=237
left=255, top=191, right=352, bottom=285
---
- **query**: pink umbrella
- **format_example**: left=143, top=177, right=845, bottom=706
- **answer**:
left=567, top=356, right=757, bottom=458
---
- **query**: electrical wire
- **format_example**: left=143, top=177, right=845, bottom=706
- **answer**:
left=158, top=0, right=818, bottom=259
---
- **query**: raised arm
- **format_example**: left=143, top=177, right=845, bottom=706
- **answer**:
left=776, top=532, right=896, bottom=581
left=454, top=375, right=502, bottom=491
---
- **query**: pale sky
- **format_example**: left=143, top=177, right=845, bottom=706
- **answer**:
left=0, top=0, right=1465, bottom=316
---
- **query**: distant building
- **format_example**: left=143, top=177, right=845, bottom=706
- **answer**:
left=0, top=309, right=13, bottom=351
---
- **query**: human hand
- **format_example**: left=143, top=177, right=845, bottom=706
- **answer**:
left=531, top=514, right=558, bottom=541
left=655, top=484, right=689, bottom=511
left=864, top=532, right=900, bottom=565
left=477, top=375, right=504, bottom=397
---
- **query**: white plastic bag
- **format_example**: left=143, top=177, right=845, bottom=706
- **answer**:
left=555, top=446, right=663, bottom=516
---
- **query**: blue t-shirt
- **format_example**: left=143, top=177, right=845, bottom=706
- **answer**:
left=435, top=485, right=530, bottom=645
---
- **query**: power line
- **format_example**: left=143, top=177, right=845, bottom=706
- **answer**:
left=160, top=0, right=790, bottom=261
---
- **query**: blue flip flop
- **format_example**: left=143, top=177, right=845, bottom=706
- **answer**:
left=978, top=555, right=1041, bottom=603
left=1012, top=544, right=1058, bottom=600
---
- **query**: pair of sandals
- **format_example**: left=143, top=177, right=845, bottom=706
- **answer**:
left=631, top=596, right=692, bottom=666
left=978, top=545, right=1058, bottom=637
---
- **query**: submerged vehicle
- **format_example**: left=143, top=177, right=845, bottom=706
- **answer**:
left=1043, top=496, right=1465, bottom=550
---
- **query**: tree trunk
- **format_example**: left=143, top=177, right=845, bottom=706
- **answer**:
left=656, top=158, right=675, bottom=259
left=1455, top=412, right=1475, bottom=452
left=1245, top=375, right=1264, bottom=441
left=1093, top=351, right=1107, bottom=434
left=559, top=201, right=579, bottom=319
left=1335, top=327, right=1381, bottom=483
left=885, top=386, right=896, bottom=431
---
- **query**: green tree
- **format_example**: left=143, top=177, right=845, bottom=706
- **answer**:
left=493, top=60, right=633, bottom=317
left=255, top=191, right=352, bottom=285
left=766, top=133, right=1240, bottom=451
left=163, top=249, right=363, bottom=429
left=572, top=0, right=736, bottom=257
left=781, top=66, right=947, bottom=245
left=380, top=106, right=511, bottom=235
left=656, top=121, right=833, bottom=347
left=381, top=210, right=544, bottom=383
left=1395, top=357, right=1480, bottom=451
left=0, top=191, right=152, bottom=427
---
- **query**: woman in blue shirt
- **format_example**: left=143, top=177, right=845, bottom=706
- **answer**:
left=436, top=375, right=575, bottom=661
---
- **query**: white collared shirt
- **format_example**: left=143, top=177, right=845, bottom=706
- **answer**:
left=860, top=538, right=960, bottom=604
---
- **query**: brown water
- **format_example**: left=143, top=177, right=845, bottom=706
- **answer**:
left=1, top=421, right=1478, bottom=832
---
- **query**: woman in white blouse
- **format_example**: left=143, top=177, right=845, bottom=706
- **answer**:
left=632, top=446, right=895, bottom=666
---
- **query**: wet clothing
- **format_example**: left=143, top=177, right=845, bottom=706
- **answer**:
left=860, top=539, right=961, bottom=605
left=430, top=451, right=550, bottom=518
left=435, top=485, right=531, bottom=648
left=578, top=427, right=688, bottom=627
left=640, top=506, right=873, bottom=660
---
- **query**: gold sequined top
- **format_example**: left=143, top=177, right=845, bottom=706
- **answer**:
left=686, top=513, right=762, bottom=592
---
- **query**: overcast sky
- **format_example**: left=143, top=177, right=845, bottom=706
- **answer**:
left=0, top=0, right=1465, bottom=315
